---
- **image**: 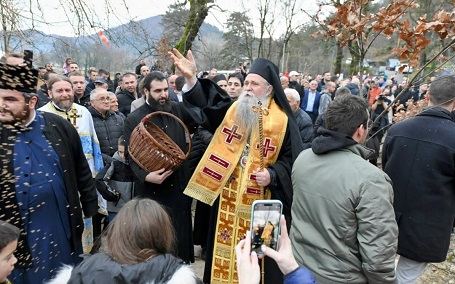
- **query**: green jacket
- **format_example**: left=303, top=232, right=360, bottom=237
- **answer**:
left=291, top=130, right=397, bottom=284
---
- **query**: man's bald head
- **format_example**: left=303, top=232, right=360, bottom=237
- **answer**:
left=280, top=76, right=289, bottom=89
left=168, top=75, right=178, bottom=90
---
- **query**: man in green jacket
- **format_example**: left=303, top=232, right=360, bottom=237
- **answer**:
left=291, top=95, right=398, bottom=283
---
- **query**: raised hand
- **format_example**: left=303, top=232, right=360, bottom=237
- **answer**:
left=168, top=48, right=197, bottom=88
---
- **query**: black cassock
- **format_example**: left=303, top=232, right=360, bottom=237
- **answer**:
left=124, top=102, right=196, bottom=263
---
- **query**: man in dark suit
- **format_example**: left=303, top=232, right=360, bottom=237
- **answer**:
left=300, top=80, right=321, bottom=124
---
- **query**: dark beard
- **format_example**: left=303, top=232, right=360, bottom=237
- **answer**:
left=0, top=105, right=31, bottom=125
left=147, top=95, right=172, bottom=112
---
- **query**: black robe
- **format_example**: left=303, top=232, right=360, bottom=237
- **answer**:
left=123, top=102, right=196, bottom=263
left=183, top=79, right=303, bottom=284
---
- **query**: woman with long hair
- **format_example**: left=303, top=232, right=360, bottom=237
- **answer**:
left=49, top=199, right=202, bottom=284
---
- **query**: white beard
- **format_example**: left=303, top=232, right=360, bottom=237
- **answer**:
left=234, top=90, right=268, bottom=134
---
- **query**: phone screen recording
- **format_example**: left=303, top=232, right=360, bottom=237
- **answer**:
left=250, top=201, right=282, bottom=254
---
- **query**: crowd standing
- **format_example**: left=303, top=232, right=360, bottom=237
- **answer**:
left=0, top=50, right=454, bottom=284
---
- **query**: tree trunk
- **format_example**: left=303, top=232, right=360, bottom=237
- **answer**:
left=348, top=40, right=361, bottom=75
left=334, top=40, right=343, bottom=75
left=174, top=0, right=211, bottom=57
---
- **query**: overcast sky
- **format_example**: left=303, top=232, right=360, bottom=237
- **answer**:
left=27, top=0, right=321, bottom=37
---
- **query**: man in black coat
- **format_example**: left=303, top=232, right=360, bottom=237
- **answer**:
left=382, top=75, right=455, bottom=283
left=117, top=72, right=140, bottom=116
left=123, top=71, right=195, bottom=264
left=394, top=77, right=418, bottom=110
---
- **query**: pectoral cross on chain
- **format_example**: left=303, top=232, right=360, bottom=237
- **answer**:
left=252, top=101, right=269, bottom=171
left=67, top=108, right=81, bottom=126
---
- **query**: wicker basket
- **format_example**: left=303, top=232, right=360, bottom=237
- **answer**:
left=128, top=111, right=192, bottom=172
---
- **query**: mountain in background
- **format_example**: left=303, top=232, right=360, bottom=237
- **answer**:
left=4, top=15, right=223, bottom=56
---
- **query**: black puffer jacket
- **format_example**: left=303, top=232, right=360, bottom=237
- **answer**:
left=117, top=89, right=139, bottom=116
left=50, top=253, right=202, bottom=284
left=88, top=106, right=124, bottom=164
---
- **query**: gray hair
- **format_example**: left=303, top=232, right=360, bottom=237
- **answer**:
left=90, top=88, right=108, bottom=100
left=284, top=88, right=300, bottom=102
left=335, top=87, right=351, bottom=98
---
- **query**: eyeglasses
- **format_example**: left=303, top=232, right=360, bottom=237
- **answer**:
left=96, top=97, right=111, bottom=102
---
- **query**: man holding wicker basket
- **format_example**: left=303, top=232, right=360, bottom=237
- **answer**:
left=123, top=71, right=197, bottom=264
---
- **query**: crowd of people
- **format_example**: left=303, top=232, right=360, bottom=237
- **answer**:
left=0, top=49, right=454, bottom=284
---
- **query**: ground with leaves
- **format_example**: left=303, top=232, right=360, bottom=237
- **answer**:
left=417, top=232, right=455, bottom=283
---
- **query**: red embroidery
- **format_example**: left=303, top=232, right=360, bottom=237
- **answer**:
left=222, top=125, right=243, bottom=144
left=256, top=137, right=277, bottom=157
left=202, top=167, right=223, bottom=181
left=246, top=187, right=262, bottom=195
left=209, top=154, right=230, bottom=169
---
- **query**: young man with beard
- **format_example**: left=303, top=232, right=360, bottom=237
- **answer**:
left=291, top=95, right=398, bottom=283
left=0, top=62, right=98, bottom=283
left=123, top=71, right=196, bottom=264
left=39, top=76, right=106, bottom=253
left=117, top=72, right=139, bottom=116
left=169, top=49, right=303, bottom=284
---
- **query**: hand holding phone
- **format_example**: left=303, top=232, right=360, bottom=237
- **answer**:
left=250, top=200, right=283, bottom=255
left=235, top=231, right=261, bottom=284
left=262, top=215, right=300, bottom=276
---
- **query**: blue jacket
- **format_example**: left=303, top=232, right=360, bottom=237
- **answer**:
left=284, top=267, right=317, bottom=284
left=300, top=89, right=321, bottom=123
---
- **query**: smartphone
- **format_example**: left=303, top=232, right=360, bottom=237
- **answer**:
left=250, top=200, right=282, bottom=254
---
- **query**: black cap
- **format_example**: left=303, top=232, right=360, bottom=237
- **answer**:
left=212, top=74, right=227, bottom=84
left=0, top=63, right=38, bottom=93
left=95, top=77, right=108, bottom=84
left=248, top=58, right=280, bottom=86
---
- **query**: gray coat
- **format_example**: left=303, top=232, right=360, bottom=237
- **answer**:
left=291, top=129, right=398, bottom=283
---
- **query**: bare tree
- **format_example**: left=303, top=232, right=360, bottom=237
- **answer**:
left=255, top=0, right=276, bottom=58
left=276, top=0, right=305, bottom=71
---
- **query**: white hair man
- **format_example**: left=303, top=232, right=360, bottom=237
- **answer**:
left=284, top=88, right=313, bottom=149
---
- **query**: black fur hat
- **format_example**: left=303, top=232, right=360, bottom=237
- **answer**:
left=0, top=51, right=38, bottom=93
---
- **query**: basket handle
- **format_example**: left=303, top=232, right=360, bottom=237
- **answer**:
left=141, top=111, right=192, bottom=159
